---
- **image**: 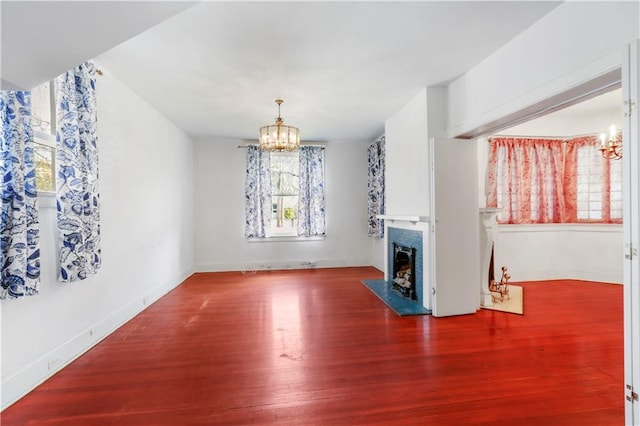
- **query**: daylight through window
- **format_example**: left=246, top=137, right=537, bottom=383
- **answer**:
left=31, top=80, right=56, bottom=192
left=270, top=152, right=299, bottom=236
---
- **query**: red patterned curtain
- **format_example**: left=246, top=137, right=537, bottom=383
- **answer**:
left=487, top=136, right=622, bottom=224
left=487, top=137, right=565, bottom=224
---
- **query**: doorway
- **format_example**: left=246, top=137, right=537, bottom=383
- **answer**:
left=479, top=87, right=624, bottom=285
left=469, top=56, right=638, bottom=422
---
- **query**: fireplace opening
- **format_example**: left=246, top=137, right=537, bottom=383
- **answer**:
left=392, top=243, right=417, bottom=300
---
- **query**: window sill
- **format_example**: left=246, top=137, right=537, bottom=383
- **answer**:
left=37, top=191, right=56, bottom=209
left=498, top=223, right=622, bottom=233
left=247, top=235, right=325, bottom=243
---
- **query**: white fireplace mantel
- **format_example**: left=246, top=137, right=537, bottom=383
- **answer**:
left=377, top=215, right=431, bottom=225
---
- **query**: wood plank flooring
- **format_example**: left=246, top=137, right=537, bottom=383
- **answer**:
left=2, top=267, right=624, bottom=425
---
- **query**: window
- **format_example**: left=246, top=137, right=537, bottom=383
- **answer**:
left=270, top=152, right=299, bottom=236
left=31, top=80, right=56, bottom=192
left=488, top=136, right=622, bottom=224
left=245, top=145, right=325, bottom=239
left=490, top=138, right=564, bottom=223
left=609, top=159, right=623, bottom=220
left=576, top=145, right=604, bottom=220
left=574, top=139, right=622, bottom=223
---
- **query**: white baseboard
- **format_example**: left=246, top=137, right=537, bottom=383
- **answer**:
left=1, top=268, right=194, bottom=410
left=194, top=258, right=372, bottom=273
left=510, top=268, right=622, bottom=284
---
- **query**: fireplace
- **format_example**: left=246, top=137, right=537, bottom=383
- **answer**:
left=386, top=225, right=425, bottom=306
left=377, top=215, right=430, bottom=311
left=392, top=243, right=417, bottom=300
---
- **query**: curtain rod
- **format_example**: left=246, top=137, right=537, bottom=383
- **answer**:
left=489, top=132, right=603, bottom=141
left=237, top=142, right=327, bottom=149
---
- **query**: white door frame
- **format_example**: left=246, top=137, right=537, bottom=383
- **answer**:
left=455, top=40, right=640, bottom=424
left=623, top=39, right=640, bottom=425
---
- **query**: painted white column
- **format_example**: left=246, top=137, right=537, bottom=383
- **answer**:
left=479, top=208, right=501, bottom=307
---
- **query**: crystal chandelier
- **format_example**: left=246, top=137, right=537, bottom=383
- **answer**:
left=259, top=99, right=300, bottom=152
left=599, top=124, right=622, bottom=160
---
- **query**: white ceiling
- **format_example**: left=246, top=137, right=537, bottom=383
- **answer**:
left=1, top=1, right=197, bottom=90
left=498, top=88, right=623, bottom=137
left=3, top=1, right=564, bottom=142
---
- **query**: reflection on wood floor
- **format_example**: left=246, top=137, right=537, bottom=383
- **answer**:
left=2, top=267, right=623, bottom=425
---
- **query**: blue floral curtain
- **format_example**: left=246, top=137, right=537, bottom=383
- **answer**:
left=367, top=136, right=385, bottom=238
left=55, top=62, right=101, bottom=282
left=0, top=91, right=41, bottom=298
left=244, top=145, right=271, bottom=238
left=298, top=146, right=325, bottom=237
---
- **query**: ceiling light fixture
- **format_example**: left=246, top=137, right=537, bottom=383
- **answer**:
left=599, top=124, right=622, bottom=160
left=259, top=99, right=300, bottom=152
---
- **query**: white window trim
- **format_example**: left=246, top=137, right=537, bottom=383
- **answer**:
left=498, top=223, right=622, bottom=234
left=247, top=236, right=325, bottom=243
left=37, top=191, right=56, bottom=209
left=34, top=134, right=56, bottom=196
left=34, top=78, right=57, bottom=197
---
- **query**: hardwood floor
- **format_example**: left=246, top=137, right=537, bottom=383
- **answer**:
left=2, top=267, right=623, bottom=425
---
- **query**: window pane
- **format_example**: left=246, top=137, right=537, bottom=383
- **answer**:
left=32, top=81, right=53, bottom=135
left=575, top=145, right=607, bottom=221
left=270, top=152, right=299, bottom=236
left=34, top=141, right=55, bottom=192
left=610, top=191, right=622, bottom=201
left=271, top=195, right=298, bottom=236
left=271, top=153, right=299, bottom=196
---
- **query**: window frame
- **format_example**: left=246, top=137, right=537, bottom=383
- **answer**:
left=32, top=80, right=57, bottom=197
left=245, top=145, right=327, bottom=242
left=269, top=151, right=300, bottom=238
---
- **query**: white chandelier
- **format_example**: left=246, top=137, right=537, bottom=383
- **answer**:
left=259, top=99, right=300, bottom=152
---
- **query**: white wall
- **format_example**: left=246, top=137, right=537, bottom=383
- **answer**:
left=385, top=89, right=430, bottom=217
left=379, top=88, right=448, bottom=270
left=193, top=139, right=372, bottom=271
left=495, top=224, right=623, bottom=284
left=1, top=64, right=195, bottom=408
left=371, top=237, right=385, bottom=272
left=447, top=1, right=639, bottom=138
